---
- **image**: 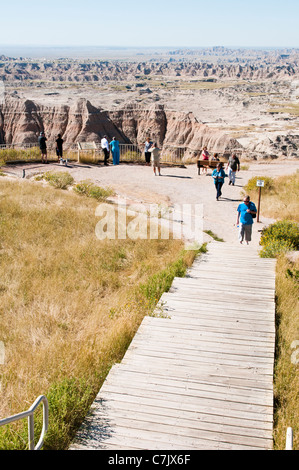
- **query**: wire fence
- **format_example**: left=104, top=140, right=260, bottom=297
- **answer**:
left=0, top=142, right=246, bottom=165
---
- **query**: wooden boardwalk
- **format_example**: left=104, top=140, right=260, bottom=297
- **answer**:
left=70, top=242, right=276, bottom=450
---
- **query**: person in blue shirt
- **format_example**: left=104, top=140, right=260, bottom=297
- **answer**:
left=212, top=163, right=226, bottom=200
left=109, top=137, right=120, bottom=165
left=237, top=195, right=257, bottom=244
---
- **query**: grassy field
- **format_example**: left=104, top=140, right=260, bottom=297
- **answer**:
left=0, top=178, right=201, bottom=449
left=243, top=172, right=299, bottom=223
left=244, top=172, right=299, bottom=449
left=267, top=102, right=299, bottom=116
left=0, top=169, right=298, bottom=450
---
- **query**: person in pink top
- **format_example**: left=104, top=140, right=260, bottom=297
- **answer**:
left=201, top=146, right=209, bottom=174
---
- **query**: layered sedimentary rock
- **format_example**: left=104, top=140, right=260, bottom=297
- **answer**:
left=0, top=98, right=240, bottom=157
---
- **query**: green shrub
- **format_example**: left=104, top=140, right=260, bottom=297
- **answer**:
left=0, top=147, right=41, bottom=163
left=43, top=377, right=94, bottom=450
left=260, top=239, right=294, bottom=258
left=138, top=246, right=207, bottom=309
left=44, top=172, right=74, bottom=190
left=259, top=220, right=299, bottom=258
left=73, top=180, right=114, bottom=200
left=260, top=220, right=299, bottom=249
left=244, top=176, right=274, bottom=193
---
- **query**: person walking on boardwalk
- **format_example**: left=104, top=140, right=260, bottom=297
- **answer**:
left=109, top=137, right=120, bottom=165
left=101, top=135, right=110, bottom=165
left=38, top=131, right=48, bottom=164
left=237, top=195, right=257, bottom=245
left=212, top=162, right=226, bottom=200
left=226, top=153, right=240, bottom=186
left=56, top=134, right=64, bottom=163
left=149, top=143, right=161, bottom=176
left=144, top=137, right=152, bottom=166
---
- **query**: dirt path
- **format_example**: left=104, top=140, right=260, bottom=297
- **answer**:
left=3, top=159, right=299, bottom=248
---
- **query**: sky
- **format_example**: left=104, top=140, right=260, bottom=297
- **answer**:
left=0, top=0, right=299, bottom=49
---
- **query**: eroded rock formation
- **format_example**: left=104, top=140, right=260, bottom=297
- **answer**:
left=0, top=98, right=240, bottom=157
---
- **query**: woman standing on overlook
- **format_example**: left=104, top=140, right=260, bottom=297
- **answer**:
left=109, top=137, right=120, bottom=165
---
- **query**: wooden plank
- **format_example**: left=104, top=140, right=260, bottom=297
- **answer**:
left=100, top=387, right=273, bottom=422
left=95, top=397, right=273, bottom=436
left=160, top=293, right=276, bottom=313
left=137, top=317, right=276, bottom=346
left=136, top=318, right=275, bottom=342
left=107, top=364, right=273, bottom=400
left=158, top=306, right=275, bottom=325
left=91, top=411, right=273, bottom=449
left=130, top=339, right=275, bottom=365
left=131, top=334, right=275, bottom=359
left=105, top=369, right=274, bottom=406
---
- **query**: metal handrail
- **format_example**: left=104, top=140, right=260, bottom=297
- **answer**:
left=0, top=395, right=48, bottom=450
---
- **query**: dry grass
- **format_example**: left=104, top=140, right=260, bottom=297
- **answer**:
left=245, top=171, right=299, bottom=449
left=244, top=172, right=299, bottom=448
left=245, top=172, right=299, bottom=223
left=0, top=178, right=199, bottom=448
left=273, top=255, right=299, bottom=450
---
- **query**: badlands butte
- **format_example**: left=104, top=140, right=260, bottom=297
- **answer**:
left=1, top=46, right=299, bottom=160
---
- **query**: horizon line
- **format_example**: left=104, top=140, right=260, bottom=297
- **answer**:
left=1, top=44, right=299, bottom=50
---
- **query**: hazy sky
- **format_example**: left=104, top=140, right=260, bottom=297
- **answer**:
left=1, top=0, right=299, bottom=49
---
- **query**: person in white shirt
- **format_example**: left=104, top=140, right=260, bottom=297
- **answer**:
left=101, top=135, right=110, bottom=165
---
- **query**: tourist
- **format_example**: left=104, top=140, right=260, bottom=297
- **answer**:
left=101, top=135, right=110, bottom=165
left=226, top=153, right=240, bottom=186
left=148, top=143, right=161, bottom=176
left=201, top=146, right=210, bottom=175
left=211, top=153, right=220, bottom=161
left=144, top=137, right=152, bottom=166
left=38, top=131, right=48, bottom=164
left=109, top=137, right=120, bottom=165
left=212, top=162, right=226, bottom=200
left=56, top=134, right=64, bottom=163
left=237, top=195, right=257, bottom=245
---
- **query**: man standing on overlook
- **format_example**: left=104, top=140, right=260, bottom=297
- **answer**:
left=38, top=131, right=48, bottom=164
left=101, top=135, right=110, bottom=166
left=226, top=153, right=240, bottom=185
left=237, top=195, right=257, bottom=245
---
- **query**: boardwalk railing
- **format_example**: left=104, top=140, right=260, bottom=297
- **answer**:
left=0, top=395, right=49, bottom=450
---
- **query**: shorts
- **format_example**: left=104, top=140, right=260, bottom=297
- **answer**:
left=145, top=152, right=151, bottom=163
left=40, top=148, right=47, bottom=155
left=152, top=159, right=160, bottom=168
left=56, top=148, right=63, bottom=157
